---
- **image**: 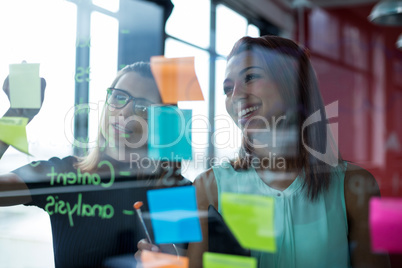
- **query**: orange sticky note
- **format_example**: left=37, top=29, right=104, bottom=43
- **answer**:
left=150, top=56, right=204, bottom=104
left=141, top=250, right=189, bottom=268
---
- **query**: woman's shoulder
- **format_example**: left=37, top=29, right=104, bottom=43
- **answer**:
left=29, top=155, right=77, bottom=167
left=343, top=162, right=381, bottom=217
left=194, top=168, right=216, bottom=186
left=12, top=155, right=78, bottom=182
left=194, top=162, right=234, bottom=186
left=342, top=163, right=390, bottom=267
left=47, top=155, right=78, bottom=165
left=193, top=168, right=218, bottom=209
left=344, top=162, right=379, bottom=195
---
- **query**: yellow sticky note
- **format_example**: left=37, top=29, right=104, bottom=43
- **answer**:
left=9, top=63, right=41, bottom=108
left=203, top=252, right=257, bottom=268
left=0, top=117, right=30, bottom=155
left=221, top=192, right=276, bottom=252
left=141, top=250, right=189, bottom=268
left=150, top=56, right=204, bottom=104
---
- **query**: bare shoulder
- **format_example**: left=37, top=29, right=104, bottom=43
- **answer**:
left=193, top=168, right=218, bottom=210
left=343, top=162, right=381, bottom=230
left=344, top=162, right=380, bottom=216
left=344, top=162, right=381, bottom=199
left=194, top=168, right=216, bottom=186
left=344, top=166, right=390, bottom=267
left=188, top=168, right=218, bottom=268
left=345, top=162, right=376, bottom=179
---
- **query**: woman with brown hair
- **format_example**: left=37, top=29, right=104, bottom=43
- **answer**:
left=138, top=36, right=390, bottom=268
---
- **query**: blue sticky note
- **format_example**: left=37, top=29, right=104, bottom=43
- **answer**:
left=147, top=186, right=201, bottom=244
left=148, top=106, right=192, bottom=161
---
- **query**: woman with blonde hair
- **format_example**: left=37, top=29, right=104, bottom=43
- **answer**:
left=0, top=62, right=189, bottom=268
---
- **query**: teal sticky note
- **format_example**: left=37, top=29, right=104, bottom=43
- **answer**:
left=148, top=106, right=192, bottom=160
left=9, top=63, right=41, bottom=108
left=147, top=186, right=202, bottom=244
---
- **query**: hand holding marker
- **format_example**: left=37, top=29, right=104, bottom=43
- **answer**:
left=134, top=201, right=179, bottom=256
left=134, top=201, right=153, bottom=244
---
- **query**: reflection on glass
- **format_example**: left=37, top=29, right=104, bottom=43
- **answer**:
left=89, top=11, right=118, bottom=147
left=0, top=1, right=77, bottom=267
left=343, top=23, right=367, bottom=70
left=214, top=58, right=242, bottom=160
left=164, top=37, right=210, bottom=180
left=309, top=8, right=340, bottom=60
left=0, top=0, right=76, bottom=163
left=216, top=4, right=247, bottom=56
left=166, top=0, right=210, bottom=49
left=92, top=0, right=119, bottom=13
left=247, top=24, right=260, bottom=37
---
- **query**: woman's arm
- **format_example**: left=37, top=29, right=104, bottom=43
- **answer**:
left=344, top=163, right=391, bottom=268
left=187, top=168, right=218, bottom=268
left=136, top=169, right=218, bottom=267
left=0, top=140, right=10, bottom=160
left=0, top=75, right=46, bottom=159
left=0, top=173, right=32, bottom=206
left=0, top=72, right=46, bottom=206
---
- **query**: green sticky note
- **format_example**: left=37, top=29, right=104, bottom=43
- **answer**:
left=0, top=117, right=30, bottom=155
left=203, top=252, right=257, bottom=268
left=221, top=192, right=276, bottom=252
left=9, top=63, right=41, bottom=108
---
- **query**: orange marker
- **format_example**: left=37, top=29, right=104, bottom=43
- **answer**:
left=134, top=201, right=153, bottom=244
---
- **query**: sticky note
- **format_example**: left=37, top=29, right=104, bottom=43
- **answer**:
left=147, top=186, right=201, bottom=244
left=148, top=106, right=192, bottom=160
left=141, top=250, right=189, bottom=268
left=9, top=63, right=41, bottom=108
left=369, top=197, right=402, bottom=253
left=221, top=193, right=276, bottom=252
left=203, top=252, right=257, bottom=268
left=150, top=56, right=204, bottom=104
left=0, top=117, right=29, bottom=155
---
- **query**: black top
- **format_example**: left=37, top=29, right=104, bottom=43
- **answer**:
left=12, top=155, right=191, bottom=268
left=208, top=205, right=250, bottom=256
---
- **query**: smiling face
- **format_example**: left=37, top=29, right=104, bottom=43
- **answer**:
left=224, top=51, right=286, bottom=131
left=101, top=71, right=161, bottom=158
left=224, top=51, right=302, bottom=158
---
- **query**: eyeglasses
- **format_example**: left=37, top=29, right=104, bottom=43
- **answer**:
left=106, top=88, right=154, bottom=118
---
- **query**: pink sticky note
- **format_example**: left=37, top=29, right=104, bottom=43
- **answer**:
left=369, top=197, right=402, bottom=253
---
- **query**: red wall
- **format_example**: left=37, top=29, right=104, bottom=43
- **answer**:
left=299, top=5, right=402, bottom=266
left=300, top=4, right=402, bottom=198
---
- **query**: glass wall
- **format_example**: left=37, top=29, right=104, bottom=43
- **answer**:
left=0, top=1, right=261, bottom=266
left=1, top=0, right=401, bottom=267
left=165, top=0, right=260, bottom=180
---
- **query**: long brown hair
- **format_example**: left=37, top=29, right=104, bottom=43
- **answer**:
left=75, top=62, right=158, bottom=172
left=228, top=35, right=342, bottom=201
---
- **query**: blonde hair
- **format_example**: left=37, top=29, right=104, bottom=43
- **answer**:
left=75, top=62, right=158, bottom=172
